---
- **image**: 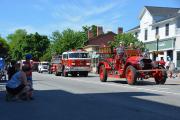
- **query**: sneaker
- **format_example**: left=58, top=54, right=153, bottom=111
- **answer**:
left=29, top=97, right=34, bottom=100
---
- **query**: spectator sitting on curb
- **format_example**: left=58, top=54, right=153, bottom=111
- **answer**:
left=6, top=65, right=31, bottom=101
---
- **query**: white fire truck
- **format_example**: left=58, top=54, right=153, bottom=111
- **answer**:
left=57, top=49, right=91, bottom=77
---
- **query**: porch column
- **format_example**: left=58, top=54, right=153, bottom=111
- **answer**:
left=150, top=53, right=153, bottom=60
left=173, top=50, right=177, bottom=67
left=164, top=51, right=167, bottom=62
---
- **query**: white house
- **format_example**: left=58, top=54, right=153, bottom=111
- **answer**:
left=127, top=6, right=180, bottom=68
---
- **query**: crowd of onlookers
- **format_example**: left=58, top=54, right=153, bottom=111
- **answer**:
left=1, top=54, right=34, bottom=101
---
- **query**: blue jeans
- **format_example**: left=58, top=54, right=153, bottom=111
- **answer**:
left=27, top=76, right=33, bottom=88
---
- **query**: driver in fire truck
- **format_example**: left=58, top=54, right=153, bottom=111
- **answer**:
left=116, top=42, right=125, bottom=68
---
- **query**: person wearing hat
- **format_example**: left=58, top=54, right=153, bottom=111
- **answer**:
left=128, top=43, right=134, bottom=49
left=116, top=42, right=125, bottom=68
left=23, top=54, right=34, bottom=99
left=116, top=42, right=125, bottom=58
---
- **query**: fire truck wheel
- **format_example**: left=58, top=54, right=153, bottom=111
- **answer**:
left=63, top=71, right=68, bottom=77
left=55, top=72, right=60, bottom=76
left=72, top=73, right=77, bottom=77
left=126, top=66, right=137, bottom=85
left=99, top=65, right=107, bottom=82
left=154, top=68, right=167, bottom=85
left=84, top=72, right=88, bottom=77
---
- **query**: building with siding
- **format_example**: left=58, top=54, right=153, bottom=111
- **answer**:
left=127, top=6, right=180, bottom=68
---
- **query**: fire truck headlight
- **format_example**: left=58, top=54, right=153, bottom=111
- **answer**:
left=72, top=63, right=75, bottom=65
left=86, top=63, right=90, bottom=65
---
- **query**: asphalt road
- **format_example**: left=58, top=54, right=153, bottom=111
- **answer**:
left=0, top=72, right=180, bottom=120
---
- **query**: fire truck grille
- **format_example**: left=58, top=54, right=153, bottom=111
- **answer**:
left=142, top=59, right=152, bottom=70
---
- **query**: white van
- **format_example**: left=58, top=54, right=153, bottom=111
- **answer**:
left=38, top=61, right=49, bottom=73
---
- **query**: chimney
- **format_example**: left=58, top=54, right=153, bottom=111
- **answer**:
left=88, top=30, right=94, bottom=39
left=97, top=26, right=103, bottom=36
left=118, top=27, right=123, bottom=34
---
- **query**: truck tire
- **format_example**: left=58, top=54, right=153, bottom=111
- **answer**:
left=62, top=70, right=68, bottom=77
left=84, top=72, right=88, bottom=77
left=154, top=67, right=167, bottom=84
left=99, top=65, right=107, bottom=82
left=126, top=66, right=137, bottom=85
left=72, top=73, right=77, bottom=77
left=55, top=72, right=60, bottom=76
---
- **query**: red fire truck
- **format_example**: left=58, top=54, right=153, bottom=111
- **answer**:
left=49, top=55, right=62, bottom=75
left=57, top=49, right=91, bottom=77
left=97, top=46, right=167, bottom=85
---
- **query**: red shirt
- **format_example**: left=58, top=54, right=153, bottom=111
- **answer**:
left=23, top=61, right=32, bottom=77
left=159, top=60, right=166, bottom=66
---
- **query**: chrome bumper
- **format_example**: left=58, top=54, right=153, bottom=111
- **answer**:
left=65, top=66, right=90, bottom=72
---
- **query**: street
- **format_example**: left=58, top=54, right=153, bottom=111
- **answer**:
left=0, top=72, right=180, bottom=120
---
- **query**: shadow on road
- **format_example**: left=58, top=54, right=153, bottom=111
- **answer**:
left=108, top=79, right=156, bottom=86
left=0, top=89, right=180, bottom=120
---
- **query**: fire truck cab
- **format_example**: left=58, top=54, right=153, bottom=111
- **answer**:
left=60, top=49, right=91, bottom=77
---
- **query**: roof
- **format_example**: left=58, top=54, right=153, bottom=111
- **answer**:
left=139, top=6, right=180, bottom=20
left=146, top=6, right=180, bottom=23
left=155, top=13, right=180, bottom=23
left=145, top=6, right=180, bottom=16
left=86, top=32, right=116, bottom=47
left=126, top=25, right=140, bottom=33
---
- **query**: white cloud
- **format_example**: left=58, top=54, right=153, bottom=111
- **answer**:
left=2, top=0, right=129, bottom=37
left=51, top=0, right=125, bottom=24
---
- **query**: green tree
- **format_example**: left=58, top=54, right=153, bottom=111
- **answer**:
left=108, top=33, right=145, bottom=51
left=22, top=32, right=50, bottom=60
left=50, top=30, right=62, bottom=54
left=7, top=29, right=27, bottom=60
left=51, top=29, right=87, bottom=55
left=91, top=25, right=97, bottom=37
left=0, top=36, right=9, bottom=58
left=82, top=25, right=97, bottom=38
left=40, top=44, right=53, bottom=61
left=82, top=26, right=90, bottom=40
left=7, top=29, right=50, bottom=61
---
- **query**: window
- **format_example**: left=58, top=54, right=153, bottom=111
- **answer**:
left=69, top=53, right=89, bottom=58
left=135, top=32, right=138, bottom=38
left=42, top=63, right=49, bottom=65
left=165, top=23, right=169, bottom=36
left=155, top=27, right=159, bottom=35
left=63, top=54, right=68, bottom=59
left=145, top=29, right=148, bottom=40
left=177, top=51, right=180, bottom=67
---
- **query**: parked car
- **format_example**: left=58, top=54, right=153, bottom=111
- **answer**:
left=38, top=61, right=49, bottom=73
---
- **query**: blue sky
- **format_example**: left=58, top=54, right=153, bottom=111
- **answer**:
left=0, top=0, right=179, bottom=37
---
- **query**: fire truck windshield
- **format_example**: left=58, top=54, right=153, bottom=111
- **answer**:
left=69, top=53, right=88, bottom=58
left=42, top=63, right=49, bottom=65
